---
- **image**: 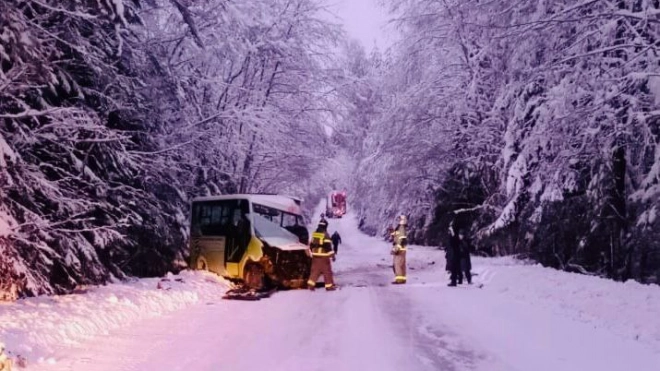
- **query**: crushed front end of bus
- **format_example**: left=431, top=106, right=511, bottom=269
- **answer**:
left=260, top=243, right=311, bottom=289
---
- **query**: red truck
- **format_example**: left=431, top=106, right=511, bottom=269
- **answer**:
left=325, top=191, right=347, bottom=218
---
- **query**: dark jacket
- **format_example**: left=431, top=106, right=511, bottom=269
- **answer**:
left=460, top=238, right=472, bottom=272
left=446, top=234, right=462, bottom=272
left=331, top=231, right=341, bottom=246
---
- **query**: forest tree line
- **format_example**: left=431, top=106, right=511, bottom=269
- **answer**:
left=3, top=0, right=660, bottom=299
left=344, top=0, right=660, bottom=284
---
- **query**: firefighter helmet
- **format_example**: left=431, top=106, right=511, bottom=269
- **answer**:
left=318, top=218, right=328, bottom=229
left=398, top=215, right=407, bottom=225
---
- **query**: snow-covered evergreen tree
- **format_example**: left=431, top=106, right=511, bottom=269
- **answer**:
left=0, top=0, right=340, bottom=298
left=346, top=0, right=660, bottom=283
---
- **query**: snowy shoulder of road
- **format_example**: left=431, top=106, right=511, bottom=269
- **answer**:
left=332, top=212, right=660, bottom=350
left=0, top=271, right=230, bottom=365
left=319, top=211, right=660, bottom=370
left=0, top=209, right=659, bottom=371
left=400, top=249, right=660, bottom=370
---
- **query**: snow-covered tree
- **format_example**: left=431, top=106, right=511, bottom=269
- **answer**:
left=0, top=0, right=340, bottom=298
left=345, top=0, right=660, bottom=282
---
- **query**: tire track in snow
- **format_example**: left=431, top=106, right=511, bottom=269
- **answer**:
left=381, top=282, right=487, bottom=371
left=337, top=263, right=484, bottom=371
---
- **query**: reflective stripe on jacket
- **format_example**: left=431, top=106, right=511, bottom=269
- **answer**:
left=310, top=232, right=334, bottom=257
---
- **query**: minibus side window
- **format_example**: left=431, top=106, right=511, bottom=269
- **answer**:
left=192, top=201, right=234, bottom=236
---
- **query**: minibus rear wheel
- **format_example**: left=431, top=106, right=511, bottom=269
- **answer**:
left=196, top=256, right=209, bottom=271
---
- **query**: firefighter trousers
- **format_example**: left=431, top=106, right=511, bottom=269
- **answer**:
left=307, top=256, right=335, bottom=288
left=393, top=250, right=406, bottom=283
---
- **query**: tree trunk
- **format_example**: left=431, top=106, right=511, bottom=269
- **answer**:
left=608, top=142, right=627, bottom=279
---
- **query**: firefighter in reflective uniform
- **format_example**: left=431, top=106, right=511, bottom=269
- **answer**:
left=307, top=219, right=337, bottom=291
left=391, top=215, right=408, bottom=284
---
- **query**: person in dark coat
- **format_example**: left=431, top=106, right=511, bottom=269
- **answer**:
left=459, top=231, right=472, bottom=284
left=445, top=242, right=455, bottom=275
left=331, top=231, right=341, bottom=256
left=447, top=227, right=463, bottom=287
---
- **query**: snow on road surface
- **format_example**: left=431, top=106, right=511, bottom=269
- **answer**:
left=2, top=210, right=660, bottom=371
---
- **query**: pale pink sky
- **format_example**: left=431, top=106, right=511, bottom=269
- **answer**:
left=328, top=0, right=392, bottom=51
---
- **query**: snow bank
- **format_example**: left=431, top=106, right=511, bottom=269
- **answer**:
left=408, top=247, right=660, bottom=353
left=0, top=270, right=230, bottom=365
left=474, top=256, right=660, bottom=350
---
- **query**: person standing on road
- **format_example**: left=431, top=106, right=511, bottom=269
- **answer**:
left=331, top=231, right=342, bottom=256
left=391, top=215, right=408, bottom=284
left=307, top=219, right=337, bottom=291
left=445, top=243, right=454, bottom=278
left=460, top=230, right=473, bottom=284
left=447, top=225, right=463, bottom=287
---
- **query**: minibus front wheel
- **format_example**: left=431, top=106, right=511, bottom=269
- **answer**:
left=244, top=263, right=265, bottom=290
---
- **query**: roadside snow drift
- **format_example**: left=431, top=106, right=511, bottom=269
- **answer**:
left=465, top=256, right=660, bottom=351
left=0, top=271, right=229, bottom=365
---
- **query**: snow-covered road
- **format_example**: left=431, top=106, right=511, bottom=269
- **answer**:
left=36, top=214, right=485, bottom=371
left=5, top=211, right=660, bottom=371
